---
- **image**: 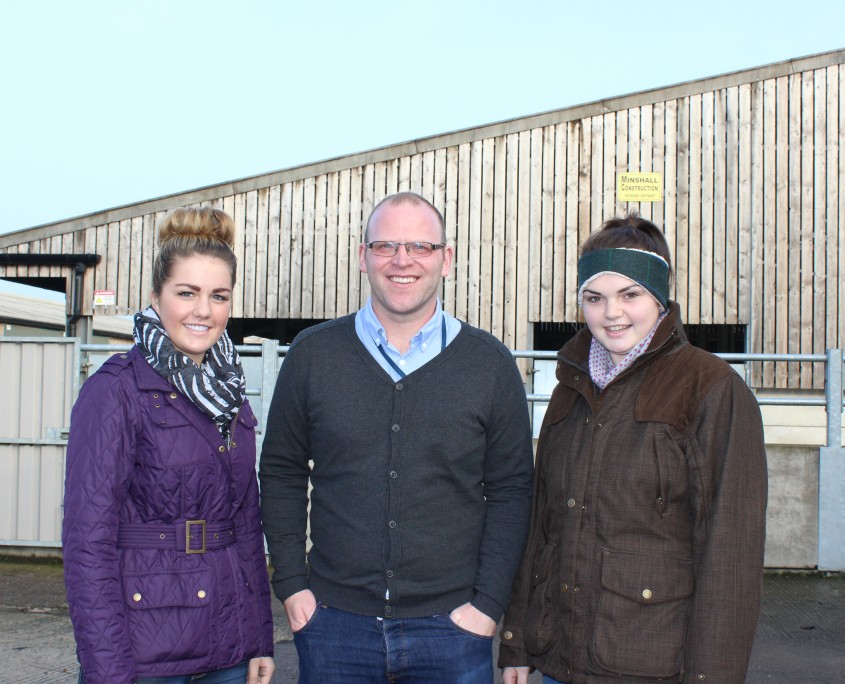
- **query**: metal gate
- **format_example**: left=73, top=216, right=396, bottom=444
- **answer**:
left=0, top=338, right=79, bottom=548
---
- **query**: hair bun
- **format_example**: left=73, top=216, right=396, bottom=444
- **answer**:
left=158, top=207, right=236, bottom=249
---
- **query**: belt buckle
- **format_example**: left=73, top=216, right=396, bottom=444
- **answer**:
left=185, top=519, right=207, bottom=554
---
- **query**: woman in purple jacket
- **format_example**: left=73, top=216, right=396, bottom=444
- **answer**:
left=63, top=208, right=275, bottom=684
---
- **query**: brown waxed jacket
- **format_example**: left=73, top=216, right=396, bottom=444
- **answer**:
left=499, top=303, right=767, bottom=683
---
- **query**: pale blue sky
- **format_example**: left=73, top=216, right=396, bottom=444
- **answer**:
left=1, top=0, right=843, bottom=239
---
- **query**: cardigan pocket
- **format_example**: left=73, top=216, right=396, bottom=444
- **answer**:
left=123, top=569, right=214, bottom=664
left=592, top=548, right=694, bottom=679
left=524, top=541, right=558, bottom=656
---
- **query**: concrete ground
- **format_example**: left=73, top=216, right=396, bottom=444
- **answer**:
left=1, top=558, right=843, bottom=683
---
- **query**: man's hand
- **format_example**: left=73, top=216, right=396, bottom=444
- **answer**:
left=502, top=666, right=531, bottom=683
left=283, top=588, right=317, bottom=633
left=247, top=656, right=275, bottom=684
left=448, top=602, right=497, bottom=637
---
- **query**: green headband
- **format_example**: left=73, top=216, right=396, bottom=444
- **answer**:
left=577, top=248, right=669, bottom=309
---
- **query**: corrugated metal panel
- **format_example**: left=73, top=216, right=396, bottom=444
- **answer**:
left=0, top=339, right=77, bottom=546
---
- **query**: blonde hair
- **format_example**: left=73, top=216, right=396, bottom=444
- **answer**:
left=152, top=207, right=237, bottom=294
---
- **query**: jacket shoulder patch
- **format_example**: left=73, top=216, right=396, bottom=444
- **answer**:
left=635, top=346, right=732, bottom=432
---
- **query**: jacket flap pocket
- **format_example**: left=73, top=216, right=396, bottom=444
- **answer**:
left=124, top=570, right=212, bottom=610
left=542, top=384, right=578, bottom=427
left=601, top=548, right=693, bottom=604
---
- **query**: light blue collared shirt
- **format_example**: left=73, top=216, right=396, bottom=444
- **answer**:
left=355, top=298, right=462, bottom=382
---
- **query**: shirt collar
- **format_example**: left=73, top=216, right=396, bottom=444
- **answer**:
left=360, top=297, right=444, bottom=352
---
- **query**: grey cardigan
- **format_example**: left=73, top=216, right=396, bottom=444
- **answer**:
left=259, top=314, right=534, bottom=622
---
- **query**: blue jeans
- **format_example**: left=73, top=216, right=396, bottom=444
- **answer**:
left=79, top=659, right=249, bottom=683
left=542, top=676, right=569, bottom=684
left=294, top=603, right=494, bottom=683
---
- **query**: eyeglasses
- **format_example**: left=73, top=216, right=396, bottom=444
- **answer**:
left=366, top=241, right=446, bottom=258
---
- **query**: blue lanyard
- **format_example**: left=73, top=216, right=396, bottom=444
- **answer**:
left=376, top=316, right=447, bottom=379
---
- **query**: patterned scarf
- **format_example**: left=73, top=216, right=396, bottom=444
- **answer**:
left=589, top=311, right=668, bottom=390
left=133, top=306, right=246, bottom=433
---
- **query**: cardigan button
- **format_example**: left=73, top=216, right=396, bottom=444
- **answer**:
left=388, top=520, right=397, bottom=529
left=391, top=424, right=400, bottom=432
left=396, top=383, right=404, bottom=391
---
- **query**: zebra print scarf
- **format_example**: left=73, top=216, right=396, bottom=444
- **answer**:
left=133, top=306, right=246, bottom=433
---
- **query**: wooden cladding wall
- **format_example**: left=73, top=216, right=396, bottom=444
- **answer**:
left=1, top=60, right=842, bottom=390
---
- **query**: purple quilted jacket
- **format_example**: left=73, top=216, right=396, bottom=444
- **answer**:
left=62, top=346, right=274, bottom=684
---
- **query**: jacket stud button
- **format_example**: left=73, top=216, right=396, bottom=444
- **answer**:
left=697, top=675, right=706, bottom=681
left=152, top=394, right=158, bottom=398
left=169, top=392, right=177, bottom=399
left=213, top=533, right=219, bottom=539
left=154, top=404, right=160, bottom=408
left=132, top=593, right=142, bottom=602
left=197, top=590, right=207, bottom=599
left=502, top=630, right=513, bottom=640
left=573, top=375, right=579, bottom=381
left=642, top=588, right=653, bottom=600
left=230, top=441, right=237, bottom=448
left=218, top=446, right=225, bottom=453
left=561, top=583, right=568, bottom=593
left=567, top=498, right=576, bottom=508
left=159, top=533, right=165, bottom=539
left=120, top=354, right=128, bottom=359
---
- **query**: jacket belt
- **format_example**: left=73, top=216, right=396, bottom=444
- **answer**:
left=117, top=520, right=236, bottom=554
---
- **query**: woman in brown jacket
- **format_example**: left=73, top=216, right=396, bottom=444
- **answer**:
left=499, top=214, right=767, bottom=684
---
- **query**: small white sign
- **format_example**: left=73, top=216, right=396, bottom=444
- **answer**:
left=94, top=289, right=115, bottom=306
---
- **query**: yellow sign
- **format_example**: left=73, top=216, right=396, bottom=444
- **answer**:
left=617, top=172, right=662, bottom=202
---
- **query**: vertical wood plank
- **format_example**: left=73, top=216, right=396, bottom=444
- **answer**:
left=565, top=121, right=581, bottom=321
left=605, top=111, right=619, bottom=217
left=289, top=181, right=304, bottom=318
left=278, top=184, right=293, bottom=317
left=301, top=179, right=317, bottom=317
left=688, top=95, right=703, bottom=324
left=528, top=129, right=543, bottom=323
left=455, top=144, right=471, bottom=322
left=787, top=74, right=802, bottom=387
left=775, top=76, right=790, bottom=387
left=232, top=195, right=246, bottom=318
left=811, top=70, right=825, bottom=387
left=312, top=175, right=328, bottom=319
left=117, top=219, right=131, bottom=315
left=551, top=122, right=567, bottom=322
left=444, top=147, right=459, bottom=315
left=480, top=138, right=495, bottom=331
left=492, top=137, right=507, bottom=339
left=335, top=171, right=350, bottom=316
left=713, top=89, right=727, bottom=323
left=254, top=187, right=270, bottom=318
left=266, top=185, right=281, bottom=318
left=699, top=91, right=714, bottom=324
left=827, top=66, right=841, bottom=362
left=467, top=140, right=483, bottom=327
left=348, top=167, right=363, bottom=310
left=504, top=134, right=519, bottom=349
left=640, top=104, right=654, bottom=221
left=127, top=217, right=143, bottom=313
left=324, top=173, right=339, bottom=317
left=662, top=101, right=678, bottom=303
left=243, top=190, right=258, bottom=319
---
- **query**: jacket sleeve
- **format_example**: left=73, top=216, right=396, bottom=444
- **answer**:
left=238, top=468, right=275, bottom=657
left=684, top=372, right=768, bottom=682
left=258, top=341, right=313, bottom=603
left=497, top=384, right=560, bottom=668
left=62, top=370, right=138, bottom=684
left=470, top=352, right=535, bottom=623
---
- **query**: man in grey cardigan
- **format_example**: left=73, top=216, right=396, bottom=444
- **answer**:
left=259, top=191, right=534, bottom=683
